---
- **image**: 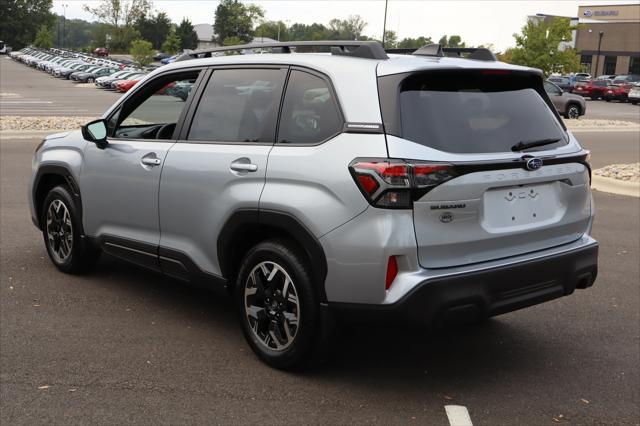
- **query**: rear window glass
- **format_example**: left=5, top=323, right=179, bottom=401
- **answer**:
left=396, top=71, right=566, bottom=154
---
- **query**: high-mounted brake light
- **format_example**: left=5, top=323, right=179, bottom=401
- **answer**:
left=349, top=159, right=457, bottom=209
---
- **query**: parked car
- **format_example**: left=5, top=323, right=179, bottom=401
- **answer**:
left=28, top=41, right=598, bottom=370
left=547, top=76, right=572, bottom=92
left=574, top=72, right=591, bottom=81
left=154, top=52, right=172, bottom=61
left=595, top=74, right=616, bottom=80
left=73, top=67, right=119, bottom=83
left=93, top=47, right=109, bottom=57
left=612, top=74, right=640, bottom=83
left=94, top=70, right=139, bottom=88
left=603, top=83, right=633, bottom=102
left=161, top=54, right=179, bottom=65
left=628, top=84, right=640, bottom=105
left=109, top=73, right=144, bottom=90
left=572, top=79, right=609, bottom=100
left=544, top=81, right=586, bottom=118
left=114, top=77, right=142, bottom=92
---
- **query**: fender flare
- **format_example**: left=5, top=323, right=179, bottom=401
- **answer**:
left=32, top=164, right=82, bottom=229
left=217, top=209, right=328, bottom=302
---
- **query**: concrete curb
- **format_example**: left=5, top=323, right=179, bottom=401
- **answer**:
left=0, top=130, right=72, bottom=140
left=592, top=175, right=640, bottom=198
left=567, top=126, right=640, bottom=133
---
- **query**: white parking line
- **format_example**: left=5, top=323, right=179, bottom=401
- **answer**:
left=445, top=405, right=473, bottom=426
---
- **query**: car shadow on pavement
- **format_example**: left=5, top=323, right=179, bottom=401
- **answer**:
left=89, top=253, right=575, bottom=391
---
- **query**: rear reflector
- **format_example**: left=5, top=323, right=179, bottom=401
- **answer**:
left=386, top=256, right=398, bottom=290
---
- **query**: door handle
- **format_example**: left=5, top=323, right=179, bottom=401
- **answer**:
left=230, top=162, right=258, bottom=172
left=141, top=155, right=162, bottom=166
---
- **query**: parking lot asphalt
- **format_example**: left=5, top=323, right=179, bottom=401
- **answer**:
left=1, top=137, right=639, bottom=425
left=0, top=57, right=121, bottom=117
left=1, top=54, right=640, bottom=424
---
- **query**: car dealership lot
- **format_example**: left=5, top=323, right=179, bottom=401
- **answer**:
left=1, top=57, right=639, bottom=424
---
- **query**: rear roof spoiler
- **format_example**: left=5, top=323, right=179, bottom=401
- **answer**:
left=386, top=44, right=497, bottom=61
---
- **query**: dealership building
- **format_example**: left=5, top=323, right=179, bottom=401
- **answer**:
left=575, top=4, right=640, bottom=76
left=530, top=4, right=639, bottom=76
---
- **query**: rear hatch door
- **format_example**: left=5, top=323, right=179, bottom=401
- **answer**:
left=378, top=69, right=592, bottom=268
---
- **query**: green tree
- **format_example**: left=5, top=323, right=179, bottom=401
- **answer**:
left=0, top=0, right=54, bottom=49
left=382, top=30, right=397, bottom=48
left=510, top=17, right=581, bottom=76
left=439, top=35, right=465, bottom=47
left=255, top=20, right=290, bottom=42
left=34, top=24, right=54, bottom=48
left=162, top=30, right=181, bottom=54
left=83, top=0, right=151, bottom=51
left=213, top=0, right=264, bottom=44
left=135, top=11, right=172, bottom=50
left=130, top=39, right=154, bottom=67
left=54, top=16, right=98, bottom=49
left=397, top=36, right=433, bottom=49
left=288, top=23, right=327, bottom=41
left=176, top=18, right=198, bottom=50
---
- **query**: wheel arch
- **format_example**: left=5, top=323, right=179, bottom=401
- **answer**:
left=217, top=209, right=328, bottom=302
left=33, top=165, right=82, bottom=230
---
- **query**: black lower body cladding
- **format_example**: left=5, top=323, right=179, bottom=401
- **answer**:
left=330, top=243, right=598, bottom=327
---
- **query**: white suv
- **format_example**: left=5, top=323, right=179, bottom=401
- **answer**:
left=29, top=41, right=598, bottom=369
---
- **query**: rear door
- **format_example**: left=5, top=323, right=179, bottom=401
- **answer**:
left=378, top=69, right=592, bottom=268
left=158, top=66, right=288, bottom=279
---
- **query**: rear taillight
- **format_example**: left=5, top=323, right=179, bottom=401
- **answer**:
left=349, top=159, right=457, bottom=209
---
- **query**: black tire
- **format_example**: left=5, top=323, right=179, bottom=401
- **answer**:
left=590, top=94, right=599, bottom=100
left=565, top=103, right=581, bottom=119
left=41, top=185, right=100, bottom=274
left=632, top=101, right=638, bottom=105
left=235, top=239, right=321, bottom=370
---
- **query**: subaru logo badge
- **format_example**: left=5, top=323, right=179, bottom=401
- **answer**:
left=525, top=157, right=543, bottom=171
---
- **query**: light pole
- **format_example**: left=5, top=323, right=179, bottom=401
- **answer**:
left=61, top=3, right=68, bottom=49
left=382, top=0, right=389, bottom=48
left=593, top=30, right=604, bottom=76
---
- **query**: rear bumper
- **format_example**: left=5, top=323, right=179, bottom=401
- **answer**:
left=330, top=242, right=598, bottom=327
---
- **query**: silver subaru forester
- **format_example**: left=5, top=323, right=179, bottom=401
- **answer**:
left=29, top=41, right=598, bottom=369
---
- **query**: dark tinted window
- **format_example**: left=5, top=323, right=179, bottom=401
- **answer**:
left=188, top=69, right=285, bottom=142
left=277, top=70, right=342, bottom=144
left=396, top=71, right=566, bottom=154
left=594, top=80, right=609, bottom=87
left=544, top=81, right=562, bottom=95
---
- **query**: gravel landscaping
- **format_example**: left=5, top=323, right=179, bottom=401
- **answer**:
left=0, top=116, right=97, bottom=131
left=565, top=119, right=639, bottom=128
left=594, top=163, right=640, bottom=182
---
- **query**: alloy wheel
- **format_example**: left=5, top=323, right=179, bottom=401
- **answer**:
left=244, top=261, right=300, bottom=351
left=46, top=199, right=73, bottom=264
left=567, top=105, right=580, bottom=119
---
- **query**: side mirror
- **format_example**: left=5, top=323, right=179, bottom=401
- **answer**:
left=81, top=119, right=108, bottom=148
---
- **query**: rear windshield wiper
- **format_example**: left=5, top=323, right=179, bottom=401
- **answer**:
left=511, top=138, right=561, bottom=152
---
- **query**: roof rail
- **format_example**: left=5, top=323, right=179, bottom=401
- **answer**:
left=386, top=44, right=497, bottom=61
left=175, top=40, right=389, bottom=62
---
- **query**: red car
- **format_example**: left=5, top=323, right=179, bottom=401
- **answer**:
left=572, top=79, right=610, bottom=100
left=115, top=78, right=141, bottom=93
left=603, top=83, right=633, bottom=102
left=93, top=47, right=109, bottom=57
